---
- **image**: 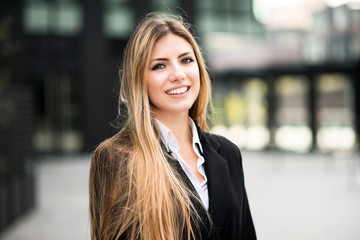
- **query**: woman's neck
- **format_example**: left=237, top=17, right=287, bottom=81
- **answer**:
left=156, top=111, right=192, bottom=147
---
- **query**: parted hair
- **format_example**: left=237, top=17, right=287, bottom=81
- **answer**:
left=89, top=12, right=213, bottom=240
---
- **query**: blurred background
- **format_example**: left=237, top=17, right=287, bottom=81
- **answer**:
left=0, top=0, right=359, bottom=239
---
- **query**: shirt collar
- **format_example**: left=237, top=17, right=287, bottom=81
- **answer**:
left=189, top=118, right=204, bottom=154
left=154, top=117, right=203, bottom=154
left=154, top=118, right=179, bottom=152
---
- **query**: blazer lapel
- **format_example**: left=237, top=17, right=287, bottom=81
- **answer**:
left=161, top=125, right=232, bottom=232
left=197, top=127, right=232, bottom=230
left=162, top=143, right=212, bottom=238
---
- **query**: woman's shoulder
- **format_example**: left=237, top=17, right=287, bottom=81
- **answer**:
left=91, top=135, right=131, bottom=168
left=200, top=131, right=244, bottom=172
left=90, top=137, right=132, bottom=186
left=201, top=131, right=241, bottom=155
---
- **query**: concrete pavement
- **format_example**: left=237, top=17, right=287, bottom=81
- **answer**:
left=1, top=151, right=360, bottom=240
left=243, top=151, right=360, bottom=240
left=1, top=155, right=91, bottom=240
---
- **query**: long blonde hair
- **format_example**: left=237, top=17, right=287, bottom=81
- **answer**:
left=89, top=12, right=213, bottom=240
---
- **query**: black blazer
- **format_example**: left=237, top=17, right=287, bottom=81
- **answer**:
left=166, top=127, right=257, bottom=240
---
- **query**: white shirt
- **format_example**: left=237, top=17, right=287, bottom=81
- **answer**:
left=154, top=118, right=209, bottom=210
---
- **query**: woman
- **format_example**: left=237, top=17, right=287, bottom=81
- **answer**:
left=89, top=12, right=256, bottom=240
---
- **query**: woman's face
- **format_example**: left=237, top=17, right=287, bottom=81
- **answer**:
left=144, top=33, right=200, bottom=119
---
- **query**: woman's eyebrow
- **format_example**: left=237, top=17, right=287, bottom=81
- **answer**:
left=178, top=52, right=192, bottom=58
left=150, top=52, right=192, bottom=63
left=150, top=57, right=168, bottom=63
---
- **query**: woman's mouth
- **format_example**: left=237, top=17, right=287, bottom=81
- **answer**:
left=166, top=87, right=189, bottom=95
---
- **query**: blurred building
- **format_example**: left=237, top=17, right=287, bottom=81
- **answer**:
left=206, top=1, right=360, bottom=153
left=2, top=0, right=262, bottom=155
left=0, top=0, right=359, bottom=234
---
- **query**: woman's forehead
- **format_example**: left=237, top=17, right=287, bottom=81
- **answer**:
left=150, top=34, right=194, bottom=58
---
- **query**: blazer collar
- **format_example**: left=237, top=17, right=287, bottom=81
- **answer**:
left=196, top=125, right=232, bottom=229
left=155, top=117, right=204, bottom=154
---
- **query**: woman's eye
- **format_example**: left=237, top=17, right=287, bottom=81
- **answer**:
left=182, top=57, right=194, bottom=64
left=152, top=63, right=165, bottom=70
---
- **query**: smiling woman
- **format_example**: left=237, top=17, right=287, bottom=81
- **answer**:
left=145, top=33, right=200, bottom=120
left=89, top=12, right=256, bottom=240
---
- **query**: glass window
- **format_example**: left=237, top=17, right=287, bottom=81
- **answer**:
left=196, top=12, right=215, bottom=33
left=23, top=0, right=49, bottom=34
left=333, top=7, right=348, bottom=31
left=150, top=0, right=179, bottom=12
left=348, top=35, right=359, bottom=61
left=195, top=0, right=217, bottom=10
left=195, top=0, right=262, bottom=37
left=231, top=13, right=252, bottom=34
left=53, top=1, right=83, bottom=36
left=23, top=0, right=83, bottom=36
left=103, top=0, right=134, bottom=39
left=316, top=73, right=355, bottom=152
left=197, top=12, right=232, bottom=33
left=241, top=78, right=269, bottom=150
left=34, top=73, right=83, bottom=153
left=302, top=35, right=326, bottom=65
left=274, top=75, right=312, bottom=152
left=332, top=38, right=347, bottom=62
left=212, top=81, right=228, bottom=127
left=218, top=0, right=232, bottom=11
left=106, top=0, right=128, bottom=3
left=103, top=6, right=134, bottom=38
left=234, top=0, right=252, bottom=11
left=211, top=78, right=268, bottom=150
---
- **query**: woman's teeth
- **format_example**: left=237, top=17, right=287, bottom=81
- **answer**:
left=166, top=87, right=188, bottom=95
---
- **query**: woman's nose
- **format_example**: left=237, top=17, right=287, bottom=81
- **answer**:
left=169, top=65, right=186, bottom=82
